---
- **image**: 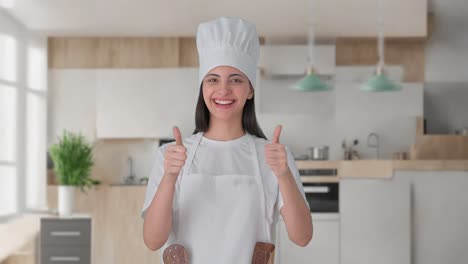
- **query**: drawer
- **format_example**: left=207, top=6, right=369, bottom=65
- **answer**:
left=41, top=245, right=90, bottom=264
left=41, top=219, right=91, bottom=246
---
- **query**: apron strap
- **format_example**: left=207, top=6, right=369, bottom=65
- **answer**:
left=175, top=132, right=203, bottom=210
left=247, top=133, right=271, bottom=242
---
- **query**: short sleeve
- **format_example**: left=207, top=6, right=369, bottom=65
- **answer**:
left=141, top=146, right=165, bottom=219
left=275, top=146, right=310, bottom=214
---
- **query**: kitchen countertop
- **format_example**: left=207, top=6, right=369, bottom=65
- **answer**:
left=296, top=159, right=468, bottom=179
left=47, top=160, right=468, bottom=188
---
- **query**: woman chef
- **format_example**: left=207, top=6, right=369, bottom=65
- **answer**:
left=141, top=17, right=312, bottom=264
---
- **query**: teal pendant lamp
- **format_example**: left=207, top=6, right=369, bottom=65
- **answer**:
left=361, top=65, right=402, bottom=92
left=293, top=0, right=332, bottom=92
left=294, top=67, right=331, bottom=92
left=360, top=0, right=402, bottom=92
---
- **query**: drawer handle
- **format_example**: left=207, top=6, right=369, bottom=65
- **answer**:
left=304, top=186, right=330, bottom=193
left=50, top=231, right=81, bottom=237
left=50, top=256, right=80, bottom=262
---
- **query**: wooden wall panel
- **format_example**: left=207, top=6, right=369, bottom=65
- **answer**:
left=49, top=36, right=266, bottom=69
left=178, top=37, right=198, bottom=67
left=49, top=37, right=180, bottom=68
left=336, top=38, right=425, bottom=82
left=49, top=36, right=426, bottom=81
left=48, top=38, right=99, bottom=68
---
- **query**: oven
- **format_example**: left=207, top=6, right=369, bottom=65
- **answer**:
left=303, top=182, right=339, bottom=213
left=299, top=168, right=339, bottom=214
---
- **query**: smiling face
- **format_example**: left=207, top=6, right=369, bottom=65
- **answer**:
left=202, top=66, right=254, bottom=122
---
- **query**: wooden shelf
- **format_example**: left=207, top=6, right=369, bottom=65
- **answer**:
left=412, top=116, right=468, bottom=159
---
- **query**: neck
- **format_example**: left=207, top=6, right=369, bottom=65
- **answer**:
left=204, top=116, right=246, bottom=141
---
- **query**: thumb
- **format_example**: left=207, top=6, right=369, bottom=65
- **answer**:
left=173, top=126, right=182, bottom=146
left=272, top=125, right=282, bottom=144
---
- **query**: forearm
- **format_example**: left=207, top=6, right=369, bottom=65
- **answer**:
left=278, top=170, right=313, bottom=247
left=143, top=174, right=177, bottom=250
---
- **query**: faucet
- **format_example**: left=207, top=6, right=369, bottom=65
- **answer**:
left=367, top=132, right=380, bottom=159
left=125, top=156, right=136, bottom=184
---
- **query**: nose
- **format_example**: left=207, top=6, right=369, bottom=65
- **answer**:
left=216, top=80, right=232, bottom=94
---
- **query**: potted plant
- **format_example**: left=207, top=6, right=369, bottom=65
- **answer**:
left=49, top=130, right=100, bottom=216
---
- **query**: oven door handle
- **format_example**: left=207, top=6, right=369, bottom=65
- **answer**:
left=303, top=186, right=330, bottom=193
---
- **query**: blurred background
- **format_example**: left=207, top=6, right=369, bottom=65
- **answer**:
left=0, top=0, right=467, bottom=263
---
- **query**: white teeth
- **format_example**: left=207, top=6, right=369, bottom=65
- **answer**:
left=214, top=99, right=234, bottom=105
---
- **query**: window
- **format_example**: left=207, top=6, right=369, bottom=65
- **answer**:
left=0, top=33, right=18, bottom=218
left=0, top=12, right=47, bottom=220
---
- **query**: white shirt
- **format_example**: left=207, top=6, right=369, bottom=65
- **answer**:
left=141, top=132, right=309, bottom=263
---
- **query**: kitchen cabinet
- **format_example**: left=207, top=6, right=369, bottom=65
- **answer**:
left=46, top=186, right=162, bottom=264
left=96, top=68, right=199, bottom=138
left=275, top=214, right=339, bottom=264
left=396, top=171, right=468, bottom=264
left=340, top=177, right=411, bottom=264
left=40, top=216, right=92, bottom=264
left=48, top=70, right=98, bottom=141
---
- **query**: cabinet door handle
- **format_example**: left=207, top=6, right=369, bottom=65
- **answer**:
left=304, top=186, right=330, bottom=193
left=50, top=231, right=81, bottom=237
left=50, top=256, right=80, bottom=262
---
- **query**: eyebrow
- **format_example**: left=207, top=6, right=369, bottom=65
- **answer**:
left=204, top=73, right=246, bottom=78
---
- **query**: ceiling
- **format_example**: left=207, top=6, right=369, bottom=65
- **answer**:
left=2, top=0, right=427, bottom=37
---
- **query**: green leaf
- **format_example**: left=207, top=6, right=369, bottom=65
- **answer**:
left=49, top=130, right=100, bottom=193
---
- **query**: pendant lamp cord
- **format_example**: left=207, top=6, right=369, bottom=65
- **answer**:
left=307, top=0, right=316, bottom=70
left=377, top=0, right=385, bottom=70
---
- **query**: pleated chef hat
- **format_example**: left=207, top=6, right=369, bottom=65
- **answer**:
left=196, top=16, right=260, bottom=88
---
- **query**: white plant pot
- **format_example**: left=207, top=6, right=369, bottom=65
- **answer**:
left=58, top=185, right=75, bottom=217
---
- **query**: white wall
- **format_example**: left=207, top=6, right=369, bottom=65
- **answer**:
left=49, top=65, right=423, bottom=185
left=258, top=66, right=423, bottom=160
left=48, top=69, right=161, bottom=184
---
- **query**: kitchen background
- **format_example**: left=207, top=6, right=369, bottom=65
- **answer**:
left=1, top=0, right=468, bottom=264
left=43, top=1, right=467, bottom=185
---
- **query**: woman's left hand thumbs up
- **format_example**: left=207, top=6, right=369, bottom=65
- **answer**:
left=265, top=125, right=289, bottom=179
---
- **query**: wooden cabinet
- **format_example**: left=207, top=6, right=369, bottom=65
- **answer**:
left=275, top=214, right=339, bottom=264
left=96, top=68, right=199, bottom=138
left=340, top=177, right=411, bottom=264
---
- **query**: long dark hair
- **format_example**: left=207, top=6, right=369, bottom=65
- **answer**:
left=192, top=82, right=267, bottom=140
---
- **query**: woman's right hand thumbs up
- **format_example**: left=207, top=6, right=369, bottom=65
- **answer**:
left=164, top=126, right=187, bottom=181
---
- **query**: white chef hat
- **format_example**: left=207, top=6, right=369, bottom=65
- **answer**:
left=196, top=16, right=260, bottom=89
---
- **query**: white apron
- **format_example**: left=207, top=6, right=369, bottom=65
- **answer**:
left=169, top=131, right=271, bottom=264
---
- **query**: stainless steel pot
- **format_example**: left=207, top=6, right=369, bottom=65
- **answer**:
left=308, top=146, right=329, bottom=160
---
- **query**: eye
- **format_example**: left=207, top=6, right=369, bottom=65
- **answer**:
left=205, top=78, right=217, bottom=83
left=231, top=78, right=243, bottom=83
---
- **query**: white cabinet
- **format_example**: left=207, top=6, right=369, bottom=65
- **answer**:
left=96, top=68, right=199, bottom=138
left=340, top=177, right=411, bottom=264
left=275, top=214, right=339, bottom=264
left=259, top=45, right=335, bottom=77
left=48, top=70, right=98, bottom=142
left=396, top=171, right=468, bottom=264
